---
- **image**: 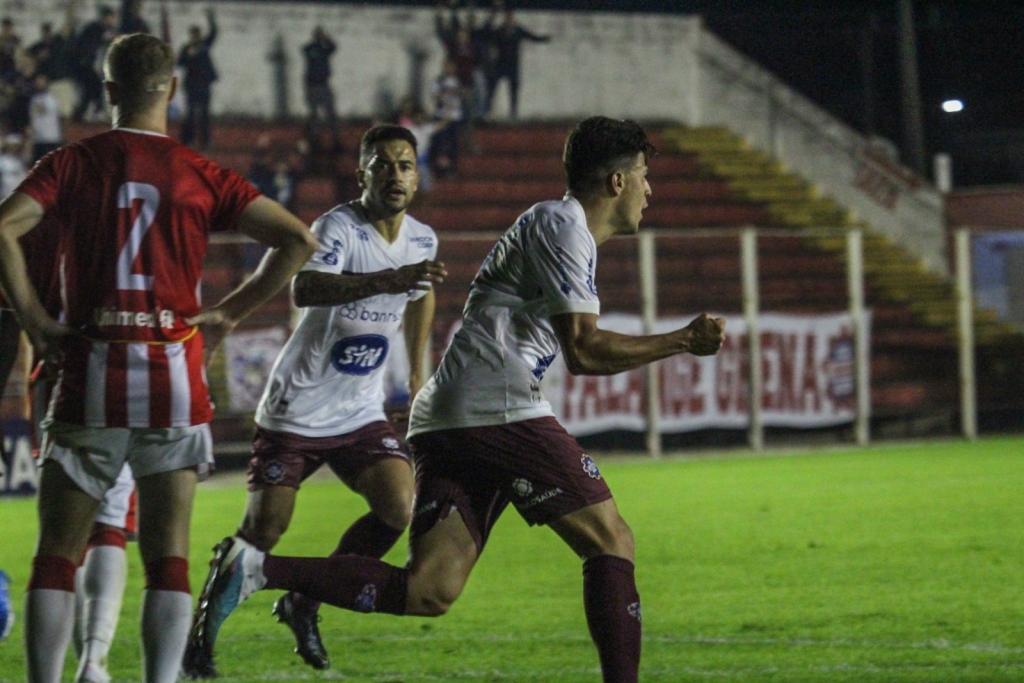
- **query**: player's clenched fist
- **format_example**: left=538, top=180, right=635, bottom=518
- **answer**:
left=681, top=313, right=726, bottom=356
left=388, top=259, right=447, bottom=293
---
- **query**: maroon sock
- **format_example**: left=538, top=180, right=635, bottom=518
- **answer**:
left=583, top=555, right=642, bottom=683
left=264, top=554, right=407, bottom=615
left=291, top=512, right=405, bottom=613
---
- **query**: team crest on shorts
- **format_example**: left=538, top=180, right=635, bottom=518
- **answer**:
left=628, top=602, right=642, bottom=622
left=263, top=460, right=286, bottom=485
left=581, top=454, right=602, bottom=480
left=382, top=437, right=401, bottom=451
left=354, top=583, right=378, bottom=612
left=512, top=478, right=533, bottom=497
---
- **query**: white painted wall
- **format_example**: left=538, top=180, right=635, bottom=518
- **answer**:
left=10, top=1, right=946, bottom=271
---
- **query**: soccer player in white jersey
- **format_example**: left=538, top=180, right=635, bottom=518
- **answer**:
left=189, top=117, right=725, bottom=683
left=183, top=124, right=447, bottom=676
left=0, top=33, right=317, bottom=683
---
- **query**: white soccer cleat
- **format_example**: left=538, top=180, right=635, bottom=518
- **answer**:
left=74, top=661, right=112, bottom=683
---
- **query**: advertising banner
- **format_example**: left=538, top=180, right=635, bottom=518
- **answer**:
left=450, top=311, right=866, bottom=437
left=0, top=419, right=37, bottom=495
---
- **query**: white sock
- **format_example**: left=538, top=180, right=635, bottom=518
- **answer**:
left=25, top=588, right=76, bottom=683
left=73, top=564, right=85, bottom=660
left=141, top=589, right=193, bottom=683
left=76, top=544, right=128, bottom=671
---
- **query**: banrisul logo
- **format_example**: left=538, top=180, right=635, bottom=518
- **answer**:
left=331, top=335, right=388, bottom=376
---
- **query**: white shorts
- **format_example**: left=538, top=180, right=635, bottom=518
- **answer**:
left=94, top=463, right=134, bottom=528
left=42, top=421, right=213, bottom=502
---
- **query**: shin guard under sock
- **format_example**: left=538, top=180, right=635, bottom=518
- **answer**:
left=582, top=555, right=642, bottom=683
left=264, top=554, right=407, bottom=615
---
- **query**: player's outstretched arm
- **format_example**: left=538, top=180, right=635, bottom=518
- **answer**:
left=0, top=191, right=71, bottom=360
left=186, top=197, right=317, bottom=359
left=552, top=311, right=726, bottom=376
left=292, top=259, right=447, bottom=308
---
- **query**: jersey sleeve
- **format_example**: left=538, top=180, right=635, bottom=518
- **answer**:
left=208, top=164, right=262, bottom=232
left=531, top=215, right=600, bottom=317
left=300, top=212, right=348, bottom=274
left=14, top=147, right=67, bottom=211
left=408, top=226, right=439, bottom=302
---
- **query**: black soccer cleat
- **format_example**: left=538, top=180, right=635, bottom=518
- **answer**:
left=181, top=537, right=236, bottom=679
left=272, top=592, right=330, bottom=670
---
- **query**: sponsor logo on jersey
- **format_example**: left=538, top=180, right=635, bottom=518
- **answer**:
left=355, top=228, right=370, bottom=242
left=382, top=437, right=401, bottom=450
left=512, top=478, right=533, bottom=497
left=337, top=303, right=402, bottom=323
left=408, top=236, right=435, bottom=249
left=323, top=239, right=342, bottom=266
left=331, top=335, right=388, bottom=376
left=581, top=453, right=602, bottom=480
left=518, top=486, right=564, bottom=510
left=93, top=307, right=176, bottom=329
left=586, top=257, right=598, bottom=295
left=354, top=583, right=378, bottom=612
left=628, top=602, right=642, bottom=622
left=263, top=460, right=286, bottom=485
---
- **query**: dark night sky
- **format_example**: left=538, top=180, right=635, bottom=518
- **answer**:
left=261, top=0, right=1024, bottom=183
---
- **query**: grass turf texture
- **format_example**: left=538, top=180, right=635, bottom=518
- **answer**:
left=1, top=437, right=1024, bottom=681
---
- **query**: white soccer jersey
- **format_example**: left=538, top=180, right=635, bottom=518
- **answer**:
left=408, top=196, right=599, bottom=437
left=255, top=202, right=438, bottom=437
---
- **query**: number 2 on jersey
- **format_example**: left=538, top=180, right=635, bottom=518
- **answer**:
left=116, top=182, right=160, bottom=291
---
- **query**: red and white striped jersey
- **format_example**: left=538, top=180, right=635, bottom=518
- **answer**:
left=16, top=128, right=261, bottom=428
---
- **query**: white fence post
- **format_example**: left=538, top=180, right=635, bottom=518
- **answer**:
left=955, top=228, right=977, bottom=440
left=846, top=229, right=871, bottom=446
left=741, top=228, right=763, bottom=451
left=638, top=231, right=662, bottom=457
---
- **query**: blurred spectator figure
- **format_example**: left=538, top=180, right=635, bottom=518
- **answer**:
left=302, top=26, right=339, bottom=146
left=0, top=18, right=22, bottom=74
left=71, top=5, right=117, bottom=122
left=427, top=58, right=464, bottom=177
left=0, top=133, right=28, bottom=198
left=0, top=54, right=35, bottom=136
left=248, top=133, right=304, bottom=213
left=178, top=8, right=218, bottom=149
left=27, top=20, right=74, bottom=83
left=485, top=2, right=549, bottom=120
left=397, top=97, right=446, bottom=193
left=29, top=73, right=63, bottom=162
left=119, top=0, right=151, bottom=35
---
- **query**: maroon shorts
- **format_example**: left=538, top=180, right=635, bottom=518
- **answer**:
left=247, top=421, right=410, bottom=491
left=407, top=417, right=613, bottom=551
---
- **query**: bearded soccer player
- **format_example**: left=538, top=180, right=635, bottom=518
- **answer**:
left=0, top=33, right=317, bottom=683
left=182, top=124, right=446, bottom=676
left=186, top=116, right=725, bottom=683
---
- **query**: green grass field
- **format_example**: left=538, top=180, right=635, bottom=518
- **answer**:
left=2, top=437, right=1024, bottom=681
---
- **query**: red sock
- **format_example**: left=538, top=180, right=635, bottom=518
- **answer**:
left=87, top=526, right=127, bottom=551
left=291, top=512, right=405, bottom=613
left=28, top=555, right=77, bottom=592
left=583, top=555, right=642, bottom=683
left=264, top=554, right=407, bottom=615
left=144, top=556, right=191, bottom=594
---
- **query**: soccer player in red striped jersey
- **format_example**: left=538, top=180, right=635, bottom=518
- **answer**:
left=0, top=33, right=316, bottom=683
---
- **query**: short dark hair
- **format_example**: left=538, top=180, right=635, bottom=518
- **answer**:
left=104, top=34, right=174, bottom=111
left=359, top=124, right=418, bottom=167
left=563, top=117, right=656, bottom=195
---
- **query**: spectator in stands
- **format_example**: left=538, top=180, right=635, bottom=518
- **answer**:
left=248, top=133, right=301, bottom=213
left=435, top=3, right=481, bottom=151
left=484, top=1, right=549, bottom=120
left=397, top=96, right=447, bottom=193
left=71, top=5, right=117, bottom=123
left=119, top=0, right=150, bottom=35
left=29, top=74, right=62, bottom=163
left=27, top=21, right=74, bottom=83
left=428, top=58, right=464, bottom=178
left=178, top=8, right=218, bottom=149
left=0, top=57, right=34, bottom=138
left=0, top=18, right=22, bottom=75
left=302, top=26, right=339, bottom=146
left=0, top=133, right=29, bottom=199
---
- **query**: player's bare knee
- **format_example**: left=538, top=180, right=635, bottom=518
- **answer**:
left=409, top=585, right=459, bottom=617
left=374, top=496, right=413, bottom=531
